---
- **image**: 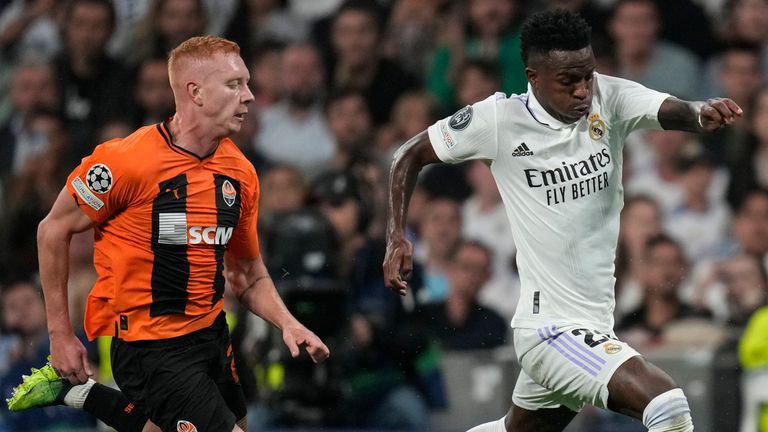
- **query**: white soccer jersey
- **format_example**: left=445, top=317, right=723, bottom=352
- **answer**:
left=427, top=73, right=670, bottom=332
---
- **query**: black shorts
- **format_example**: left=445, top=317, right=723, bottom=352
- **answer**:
left=110, top=312, right=247, bottom=432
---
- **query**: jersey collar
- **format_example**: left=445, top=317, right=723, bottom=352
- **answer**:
left=526, top=84, right=569, bottom=130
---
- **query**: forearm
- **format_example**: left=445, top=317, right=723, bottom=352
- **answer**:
left=238, top=276, right=298, bottom=331
left=386, top=130, right=430, bottom=240
left=37, top=219, right=74, bottom=336
left=657, top=97, right=703, bottom=133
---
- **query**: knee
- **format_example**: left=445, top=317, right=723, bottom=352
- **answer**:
left=643, top=388, right=693, bottom=432
left=608, top=356, right=678, bottom=416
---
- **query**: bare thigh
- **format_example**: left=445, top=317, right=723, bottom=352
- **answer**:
left=506, top=404, right=578, bottom=432
left=606, top=356, right=678, bottom=419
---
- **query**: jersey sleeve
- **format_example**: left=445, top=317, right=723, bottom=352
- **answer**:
left=426, top=93, right=501, bottom=163
left=227, top=171, right=260, bottom=258
left=598, top=73, right=670, bottom=133
left=65, top=140, right=138, bottom=224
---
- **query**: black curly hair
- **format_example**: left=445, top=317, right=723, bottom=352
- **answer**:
left=520, top=9, right=592, bottom=66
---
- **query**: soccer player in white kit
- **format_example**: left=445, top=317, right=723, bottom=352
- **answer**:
left=383, top=9, right=742, bottom=432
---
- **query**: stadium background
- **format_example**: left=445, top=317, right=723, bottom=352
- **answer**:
left=0, top=0, right=767, bottom=430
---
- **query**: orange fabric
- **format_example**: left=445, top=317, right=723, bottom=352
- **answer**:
left=66, top=122, right=260, bottom=341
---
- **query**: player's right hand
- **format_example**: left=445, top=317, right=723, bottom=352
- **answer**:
left=50, top=332, right=93, bottom=385
left=383, top=235, right=413, bottom=296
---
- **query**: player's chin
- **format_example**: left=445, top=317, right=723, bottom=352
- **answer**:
left=227, top=120, right=243, bottom=134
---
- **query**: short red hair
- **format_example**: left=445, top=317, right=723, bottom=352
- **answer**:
left=168, top=36, right=240, bottom=84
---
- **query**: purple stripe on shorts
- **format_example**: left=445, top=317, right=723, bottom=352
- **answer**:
left=540, top=325, right=600, bottom=376
left=544, top=325, right=607, bottom=367
left=546, top=339, right=599, bottom=376
left=550, top=335, right=604, bottom=372
left=559, top=333, right=608, bottom=365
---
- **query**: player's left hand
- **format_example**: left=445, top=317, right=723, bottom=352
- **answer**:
left=699, top=98, right=743, bottom=132
left=282, top=324, right=330, bottom=363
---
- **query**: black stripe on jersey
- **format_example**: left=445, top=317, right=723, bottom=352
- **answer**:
left=212, top=174, right=242, bottom=307
left=150, top=173, right=190, bottom=317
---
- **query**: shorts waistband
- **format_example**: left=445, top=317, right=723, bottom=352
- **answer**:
left=116, top=312, right=227, bottom=349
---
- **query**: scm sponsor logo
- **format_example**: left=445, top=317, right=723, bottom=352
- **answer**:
left=188, top=226, right=233, bottom=245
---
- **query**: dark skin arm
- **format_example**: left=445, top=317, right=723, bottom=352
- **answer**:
left=658, top=96, right=742, bottom=132
left=383, top=130, right=441, bottom=295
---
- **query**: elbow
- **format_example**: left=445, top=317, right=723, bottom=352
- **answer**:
left=36, top=215, right=62, bottom=249
left=37, top=216, right=51, bottom=247
left=392, top=130, right=431, bottom=168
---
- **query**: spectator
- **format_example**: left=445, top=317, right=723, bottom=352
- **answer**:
left=665, top=144, right=731, bottom=263
left=718, top=253, right=768, bottom=325
left=690, top=189, right=768, bottom=319
left=324, top=88, right=374, bottom=169
left=726, top=85, right=768, bottom=208
left=427, top=0, right=526, bottom=112
left=382, top=0, right=446, bottom=77
left=608, top=0, right=701, bottom=100
left=462, top=160, right=518, bottom=320
left=106, top=0, right=151, bottom=58
left=329, top=0, right=419, bottom=125
left=54, top=0, right=133, bottom=167
left=0, top=0, right=60, bottom=65
left=717, top=0, right=768, bottom=73
left=455, top=59, right=502, bottom=107
left=0, top=280, right=96, bottom=431
left=311, top=169, right=371, bottom=278
left=254, top=43, right=336, bottom=180
left=701, top=41, right=763, bottom=163
left=377, top=90, right=440, bottom=160
left=626, top=130, right=730, bottom=214
left=615, top=195, right=664, bottom=320
left=225, top=0, right=308, bottom=58
left=419, top=240, right=509, bottom=350
left=414, top=197, right=462, bottom=304
left=248, top=40, right=285, bottom=111
left=652, top=0, right=717, bottom=61
left=4, top=110, right=67, bottom=277
left=616, top=234, right=711, bottom=347
left=731, top=188, right=768, bottom=263
left=127, top=0, right=207, bottom=66
left=257, top=164, right=307, bottom=235
left=131, top=56, right=175, bottom=127
left=0, top=58, right=58, bottom=182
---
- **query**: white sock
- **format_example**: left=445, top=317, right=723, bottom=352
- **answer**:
left=63, top=379, right=95, bottom=409
left=642, top=388, right=694, bottom=431
left=466, top=416, right=506, bottom=432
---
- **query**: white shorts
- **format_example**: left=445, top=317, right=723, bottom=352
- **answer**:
left=512, top=323, right=640, bottom=412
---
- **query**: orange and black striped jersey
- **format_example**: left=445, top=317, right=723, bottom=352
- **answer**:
left=66, top=122, right=260, bottom=342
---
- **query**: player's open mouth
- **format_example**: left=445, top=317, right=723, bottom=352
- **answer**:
left=234, top=113, right=246, bottom=120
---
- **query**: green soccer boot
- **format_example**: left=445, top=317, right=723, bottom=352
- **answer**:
left=6, top=359, right=72, bottom=411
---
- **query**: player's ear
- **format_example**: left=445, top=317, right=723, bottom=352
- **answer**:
left=187, top=81, right=203, bottom=106
left=525, top=67, right=538, bottom=88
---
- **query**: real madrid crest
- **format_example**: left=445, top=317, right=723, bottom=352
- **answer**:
left=222, top=180, right=237, bottom=207
left=588, top=113, right=606, bottom=140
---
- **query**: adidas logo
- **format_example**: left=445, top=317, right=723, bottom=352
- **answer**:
left=512, top=143, right=534, bottom=157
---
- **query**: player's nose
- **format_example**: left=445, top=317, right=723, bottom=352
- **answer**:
left=242, top=85, right=255, bottom=104
left=573, top=81, right=590, bottom=100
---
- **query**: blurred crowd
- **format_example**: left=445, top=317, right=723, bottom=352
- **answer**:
left=1, top=0, right=768, bottom=430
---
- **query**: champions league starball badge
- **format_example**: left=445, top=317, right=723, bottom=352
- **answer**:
left=86, top=164, right=113, bottom=194
left=449, top=106, right=473, bottom=131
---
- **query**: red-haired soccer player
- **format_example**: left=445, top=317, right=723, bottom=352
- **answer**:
left=8, top=36, right=329, bottom=432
